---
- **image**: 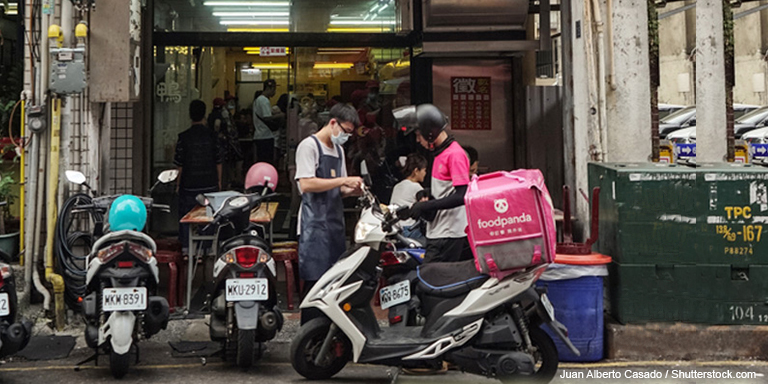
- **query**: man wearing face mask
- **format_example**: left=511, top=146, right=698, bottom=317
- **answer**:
left=295, top=103, right=363, bottom=323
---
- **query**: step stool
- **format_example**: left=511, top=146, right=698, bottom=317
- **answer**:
left=272, top=247, right=299, bottom=310
left=155, top=249, right=186, bottom=312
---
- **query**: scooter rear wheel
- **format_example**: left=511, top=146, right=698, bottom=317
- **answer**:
left=109, top=350, right=130, bottom=379
left=291, top=317, right=351, bottom=380
left=499, top=327, right=558, bottom=383
left=236, top=329, right=255, bottom=369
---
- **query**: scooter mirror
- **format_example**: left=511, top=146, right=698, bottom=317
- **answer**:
left=65, top=170, right=87, bottom=185
left=360, top=160, right=373, bottom=186
left=158, top=169, right=179, bottom=183
left=195, top=194, right=209, bottom=207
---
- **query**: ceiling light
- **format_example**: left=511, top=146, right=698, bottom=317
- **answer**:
left=251, top=63, right=290, bottom=69
left=213, top=12, right=289, bottom=17
left=378, top=4, right=389, bottom=12
left=204, top=1, right=290, bottom=6
left=221, top=20, right=290, bottom=25
left=370, top=4, right=381, bottom=12
left=327, top=27, right=393, bottom=32
left=371, top=13, right=378, bottom=20
left=329, top=20, right=396, bottom=25
left=314, top=63, right=354, bottom=69
left=227, top=28, right=290, bottom=32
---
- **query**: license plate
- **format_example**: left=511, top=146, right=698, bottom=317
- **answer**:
left=380, top=280, right=410, bottom=310
left=0, top=292, right=9, bottom=316
left=226, top=278, right=268, bottom=301
left=540, top=293, right=555, bottom=321
left=102, top=287, right=147, bottom=312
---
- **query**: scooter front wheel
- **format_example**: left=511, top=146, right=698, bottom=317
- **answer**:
left=290, top=317, right=351, bottom=380
left=109, top=350, right=130, bottom=379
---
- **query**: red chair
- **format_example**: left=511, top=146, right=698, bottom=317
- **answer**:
left=272, top=247, right=299, bottom=310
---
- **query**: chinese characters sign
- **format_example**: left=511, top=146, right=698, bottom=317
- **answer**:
left=450, top=77, right=491, bottom=130
left=261, top=47, right=287, bottom=57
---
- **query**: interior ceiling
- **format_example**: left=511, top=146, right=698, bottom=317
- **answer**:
left=155, top=0, right=395, bottom=32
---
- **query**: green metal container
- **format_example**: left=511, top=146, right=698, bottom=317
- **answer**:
left=697, top=163, right=768, bottom=265
left=608, top=263, right=768, bottom=325
left=589, top=163, right=700, bottom=264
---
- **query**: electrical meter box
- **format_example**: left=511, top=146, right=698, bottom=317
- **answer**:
left=50, top=49, right=87, bottom=94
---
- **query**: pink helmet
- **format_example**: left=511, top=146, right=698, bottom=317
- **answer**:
left=245, top=162, right=278, bottom=193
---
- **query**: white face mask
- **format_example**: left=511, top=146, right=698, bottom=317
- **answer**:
left=221, top=110, right=229, bottom=119
left=331, top=122, right=351, bottom=145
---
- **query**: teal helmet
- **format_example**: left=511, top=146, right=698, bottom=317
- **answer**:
left=108, top=195, right=147, bottom=232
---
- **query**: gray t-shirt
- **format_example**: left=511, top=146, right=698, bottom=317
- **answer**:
left=295, top=135, right=347, bottom=235
left=252, top=95, right=274, bottom=140
left=390, top=179, right=423, bottom=228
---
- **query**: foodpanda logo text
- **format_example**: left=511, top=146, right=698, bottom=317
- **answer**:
left=477, top=213, right=533, bottom=229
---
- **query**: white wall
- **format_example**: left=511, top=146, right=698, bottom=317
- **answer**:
left=734, top=3, right=768, bottom=106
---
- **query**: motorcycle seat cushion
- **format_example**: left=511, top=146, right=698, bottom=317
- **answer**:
left=416, top=260, right=489, bottom=298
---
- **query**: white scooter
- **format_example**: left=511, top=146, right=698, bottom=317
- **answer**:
left=68, top=170, right=176, bottom=378
left=290, top=164, right=578, bottom=383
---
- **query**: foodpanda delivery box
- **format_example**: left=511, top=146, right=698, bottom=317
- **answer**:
left=464, top=170, right=556, bottom=278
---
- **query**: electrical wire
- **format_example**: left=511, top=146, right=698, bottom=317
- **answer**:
left=55, top=193, right=101, bottom=311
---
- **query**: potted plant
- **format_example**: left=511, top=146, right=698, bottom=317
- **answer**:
left=0, top=171, right=19, bottom=259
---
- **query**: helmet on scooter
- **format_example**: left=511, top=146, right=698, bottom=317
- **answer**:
left=108, top=195, right=147, bottom=232
left=393, top=103, right=449, bottom=143
left=245, top=162, right=278, bottom=193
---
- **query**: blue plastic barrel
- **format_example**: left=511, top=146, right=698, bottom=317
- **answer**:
left=536, top=276, right=604, bottom=362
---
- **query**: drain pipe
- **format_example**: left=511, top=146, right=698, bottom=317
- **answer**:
left=32, top=132, right=51, bottom=311
left=45, top=95, right=66, bottom=330
left=591, top=0, right=608, bottom=161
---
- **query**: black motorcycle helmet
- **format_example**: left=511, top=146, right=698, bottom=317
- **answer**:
left=393, top=103, right=448, bottom=143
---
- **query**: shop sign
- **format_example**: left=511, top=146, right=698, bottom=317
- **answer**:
left=156, top=81, right=182, bottom=103
left=261, top=47, right=287, bottom=57
left=450, top=77, right=491, bottom=130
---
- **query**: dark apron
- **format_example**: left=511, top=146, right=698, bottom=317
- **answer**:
left=298, top=136, right=346, bottom=281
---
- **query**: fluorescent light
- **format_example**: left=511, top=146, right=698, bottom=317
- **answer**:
left=327, top=27, right=393, bottom=32
left=329, top=20, right=396, bottom=25
left=370, top=4, right=381, bottom=12
left=227, top=28, right=289, bottom=32
left=378, top=4, right=389, bottom=12
left=314, top=63, right=354, bottom=69
left=220, top=20, right=290, bottom=25
left=204, top=1, right=290, bottom=6
left=213, top=12, right=289, bottom=17
left=251, top=63, right=290, bottom=69
left=371, top=13, right=378, bottom=20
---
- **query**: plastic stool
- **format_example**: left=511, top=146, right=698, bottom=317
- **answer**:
left=272, top=248, right=299, bottom=310
left=155, top=250, right=185, bottom=312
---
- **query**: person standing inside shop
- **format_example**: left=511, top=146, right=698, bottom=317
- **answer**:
left=175, top=99, right=223, bottom=252
left=252, top=79, right=284, bottom=164
left=295, top=103, right=362, bottom=323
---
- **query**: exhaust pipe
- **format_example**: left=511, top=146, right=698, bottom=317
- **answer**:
left=259, top=311, right=278, bottom=332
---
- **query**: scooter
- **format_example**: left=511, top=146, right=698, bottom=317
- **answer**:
left=67, top=170, right=176, bottom=378
left=197, top=189, right=283, bottom=369
left=290, top=167, right=579, bottom=383
left=0, top=241, right=32, bottom=358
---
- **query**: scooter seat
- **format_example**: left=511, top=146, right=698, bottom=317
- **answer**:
left=416, top=260, right=489, bottom=298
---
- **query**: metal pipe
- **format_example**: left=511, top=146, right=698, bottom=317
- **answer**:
left=659, top=3, right=697, bottom=19
left=32, top=132, right=50, bottom=310
left=606, top=0, right=616, bottom=90
left=591, top=0, right=608, bottom=161
left=734, top=3, right=768, bottom=20
left=45, top=97, right=66, bottom=330
left=19, top=100, right=25, bottom=266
